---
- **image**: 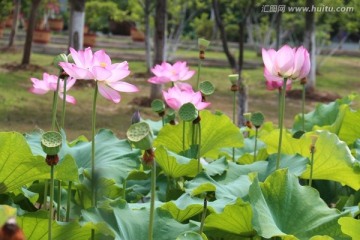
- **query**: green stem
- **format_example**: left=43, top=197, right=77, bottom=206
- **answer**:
left=161, top=115, right=165, bottom=127
left=43, top=180, right=48, bottom=210
left=277, top=89, right=281, bottom=126
left=199, top=196, right=207, bottom=235
left=51, top=74, right=61, bottom=131
left=196, top=59, right=202, bottom=90
left=66, top=181, right=72, bottom=222
left=232, top=91, right=236, bottom=161
left=275, top=79, right=288, bottom=170
left=197, top=121, right=202, bottom=173
left=91, top=82, right=98, bottom=207
left=56, top=180, right=61, bottom=221
left=183, top=121, right=185, bottom=152
left=48, top=166, right=54, bottom=240
left=166, top=176, right=171, bottom=202
left=309, top=147, right=315, bottom=187
left=148, top=161, right=156, bottom=240
left=61, top=77, right=67, bottom=130
left=301, top=84, right=306, bottom=132
left=254, top=127, right=259, bottom=161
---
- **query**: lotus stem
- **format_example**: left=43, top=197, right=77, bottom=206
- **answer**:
left=254, top=128, right=259, bottom=161
left=309, top=145, right=315, bottom=187
left=91, top=82, right=98, bottom=207
left=182, top=121, right=186, bottom=152
left=48, top=166, right=54, bottom=240
left=43, top=180, right=48, bottom=209
left=232, top=90, right=236, bottom=161
left=56, top=180, right=61, bottom=221
left=148, top=160, right=156, bottom=240
left=196, top=59, right=202, bottom=90
left=301, top=84, right=306, bottom=132
left=61, top=77, right=67, bottom=130
left=197, top=121, right=202, bottom=173
left=199, top=196, right=207, bottom=235
left=51, top=74, right=61, bottom=131
left=275, top=79, right=288, bottom=170
left=66, top=181, right=72, bottom=222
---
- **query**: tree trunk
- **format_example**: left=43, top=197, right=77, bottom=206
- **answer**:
left=8, top=0, right=21, bottom=48
left=68, top=0, right=85, bottom=51
left=144, top=0, right=153, bottom=73
left=236, top=0, right=253, bottom=126
left=212, top=0, right=236, bottom=71
left=150, top=0, right=167, bottom=100
left=237, top=21, right=248, bottom=126
left=304, top=0, right=316, bottom=91
left=21, top=0, right=41, bottom=65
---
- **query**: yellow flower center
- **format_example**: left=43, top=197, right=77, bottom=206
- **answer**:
left=100, top=62, right=107, bottom=68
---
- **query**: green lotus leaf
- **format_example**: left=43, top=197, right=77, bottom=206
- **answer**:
left=204, top=199, right=255, bottom=237
left=293, top=94, right=354, bottom=132
left=261, top=130, right=360, bottom=190
left=185, top=171, right=251, bottom=199
left=155, top=146, right=199, bottom=178
left=161, top=193, right=235, bottom=222
left=249, top=169, right=351, bottom=239
left=0, top=132, right=49, bottom=194
left=55, top=154, right=79, bottom=182
left=338, top=217, right=360, bottom=238
left=176, top=231, right=205, bottom=240
left=155, top=110, right=243, bottom=157
left=82, top=202, right=198, bottom=240
left=26, top=129, right=141, bottom=185
left=203, top=157, right=228, bottom=176
left=18, top=211, right=108, bottom=239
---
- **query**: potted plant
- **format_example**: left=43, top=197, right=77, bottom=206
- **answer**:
left=47, top=1, right=64, bottom=31
left=33, top=1, right=52, bottom=44
left=84, top=0, right=128, bottom=47
left=0, top=0, right=13, bottom=37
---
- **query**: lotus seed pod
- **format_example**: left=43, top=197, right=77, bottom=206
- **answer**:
left=199, top=81, right=215, bottom=96
left=67, top=53, right=74, bottom=63
left=53, top=53, right=68, bottom=69
left=198, top=38, right=210, bottom=51
left=179, top=103, right=198, bottom=122
left=127, top=122, right=153, bottom=150
left=151, top=99, right=166, bottom=114
left=41, top=131, right=62, bottom=156
left=228, top=74, right=239, bottom=85
left=250, top=112, right=265, bottom=128
left=243, top=112, right=252, bottom=121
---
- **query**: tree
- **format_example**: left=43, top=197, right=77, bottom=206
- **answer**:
left=68, top=0, right=85, bottom=50
left=212, top=0, right=253, bottom=126
left=21, top=0, right=42, bottom=65
left=8, top=0, right=21, bottom=49
left=150, top=0, right=167, bottom=100
left=304, top=0, right=316, bottom=92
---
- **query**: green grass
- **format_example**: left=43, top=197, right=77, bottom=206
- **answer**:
left=0, top=50, right=358, bottom=139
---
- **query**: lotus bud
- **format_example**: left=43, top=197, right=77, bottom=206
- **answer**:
left=131, top=110, right=141, bottom=124
left=53, top=53, right=68, bottom=69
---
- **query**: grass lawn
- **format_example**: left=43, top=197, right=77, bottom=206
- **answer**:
left=0, top=47, right=358, bottom=139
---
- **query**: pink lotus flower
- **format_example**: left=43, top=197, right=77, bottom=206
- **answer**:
left=262, top=45, right=310, bottom=80
left=29, top=73, right=77, bottom=104
left=148, top=61, right=195, bottom=84
left=162, top=83, right=210, bottom=111
left=60, top=48, right=139, bottom=103
left=264, top=69, right=292, bottom=91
